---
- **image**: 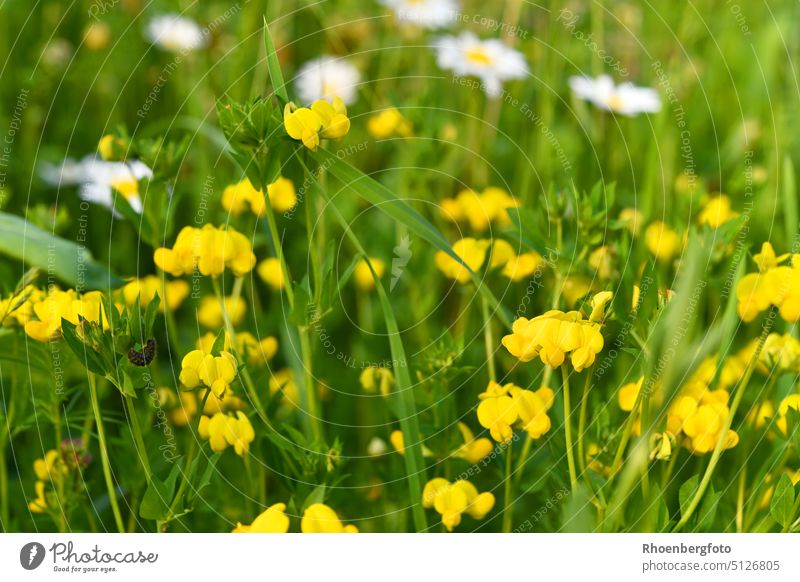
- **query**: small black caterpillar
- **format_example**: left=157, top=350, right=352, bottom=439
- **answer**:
left=128, top=338, right=157, bottom=366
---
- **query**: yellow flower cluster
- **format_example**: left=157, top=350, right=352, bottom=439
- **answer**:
left=118, top=276, right=189, bottom=312
left=197, top=295, right=247, bottom=329
left=0, top=285, right=43, bottom=327
left=737, top=243, right=800, bottom=322
left=776, top=394, right=800, bottom=436
left=196, top=331, right=278, bottom=368
left=158, top=385, right=245, bottom=427
left=154, top=224, right=256, bottom=278
left=698, top=194, right=739, bottom=228
left=283, top=97, right=350, bottom=151
left=198, top=410, right=255, bottom=456
left=454, top=422, right=494, bottom=463
left=645, top=221, right=682, bottom=263
left=435, top=238, right=544, bottom=284
left=501, top=293, right=611, bottom=371
left=422, top=478, right=495, bottom=531
left=24, top=289, right=106, bottom=342
left=179, top=349, right=238, bottom=398
left=222, top=176, right=297, bottom=216
left=476, top=381, right=554, bottom=443
left=233, top=502, right=359, bottom=533
left=359, top=366, right=394, bottom=396
left=367, top=107, right=412, bottom=139
left=440, top=187, right=520, bottom=232
left=28, top=450, right=67, bottom=513
left=759, top=333, right=800, bottom=373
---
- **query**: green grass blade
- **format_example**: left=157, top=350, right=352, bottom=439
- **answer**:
left=0, top=211, right=122, bottom=290
left=262, top=17, right=288, bottom=102
left=783, top=154, right=797, bottom=242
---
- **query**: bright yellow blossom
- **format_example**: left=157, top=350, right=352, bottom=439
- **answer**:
left=232, top=503, right=290, bottom=533
left=367, top=107, right=412, bottom=139
left=301, top=503, right=358, bottom=533
left=354, top=258, right=385, bottom=291
left=154, top=224, right=256, bottom=278
left=434, top=238, right=489, bottom=283
left=198, top=411, right=254, bottom=456
left=645, top=221, right=681, bottom=263
left=421, top=478, right=495, bottom=531
left=197, top=295, right=247, bottom=329
left=257, top=258, right=285, bottom=290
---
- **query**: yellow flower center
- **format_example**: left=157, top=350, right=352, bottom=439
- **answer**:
left=111, top=177, right=139, bottom=199
left=465, top=46, right=492, bottom=66
left=606, top=93, right=625, bottom=112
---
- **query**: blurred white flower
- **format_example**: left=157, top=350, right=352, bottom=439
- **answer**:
left=40, top=157, right=153, bottom=216
left=367, top=437, right=388, bottom=457
left=434, top=32, right=528, bottom=97
left=295, top=56, right=361, bottom=105
left=380, top=0, right=458, bottom=29
left=568, top=74, right=661, bottom=116
left=145, top=14, right=207, bottom=53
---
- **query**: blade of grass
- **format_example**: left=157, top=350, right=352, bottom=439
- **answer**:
left=262, top=17, right=288, bottom=102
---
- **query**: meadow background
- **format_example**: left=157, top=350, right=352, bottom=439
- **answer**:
left=0, top=0, right=799, bottom=533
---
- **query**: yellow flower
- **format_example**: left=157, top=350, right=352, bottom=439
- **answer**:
left=501, top=252, right=544, bottom=282
left=269, top=368, right=299, bottom=407
left=435, top=238, right=490, bottom=283
left=588, top=291, right=613, bottom=322
left=311, top=97, right=351, bottom=139
left=359, top=366, right=393, bottom=396
left=28, top=481, right=48, bottom=513
left=618, top=208, right=643, bottom=235
left=267, top=177, right=298, bottom=213
left=284, top=103, right=323, bottom=150
left=440, top=188, right=519, bottom=232
left=454, top=422, right=494, bottom=463
left=511, top=385, right=554, bottom=439
left=237, top=332, right=278, bottom=367
left=698, top=194, right=738, bottom=228
left=489, top=239, right=516, bottom=268
left=301, top=503, right=358, bottom=533
left=618, top=376, right=644, bottom=412
left=389, top=430, right=434, bottom=457
left=33, top=450, right=66, bottom=482
left=257, top=258, right=285, bottom=290
left=681, top=402, right=738, bottom=454
left=561, top=276, right=592, bottom=306
left=197, top=295, right=247, bottom=329
left=760, top=333, right=800, bottom=372
left=367, top=107, right=412, bottom=139
left=180, top=349, right=238, bottom=398
left=198, top=411, right=254, bottom=456
left=736, top=244, right=800, bottom=323
left=477, top=381, right=517, bottom=442
left=354, top=258, right=386, bottom=291
left=649, top=432, right=676, bottom=461
left=501, top=311, right=604, bottom=371
left=421, top=478, right=495, bottom=532
left=154, top=224, right=256, bottom=278
left=589, top=246, right=614, bottom=279
left=776, top=394, right=800, bottom=436
left=24, top=289, right=106, bottom=342
left=119, top=276, right=189, bottom=312
left=232, top=502, right=290, bottom=533
left=645, top=221, right=681, bottom=263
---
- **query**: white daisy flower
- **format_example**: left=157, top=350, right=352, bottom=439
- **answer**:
left=380, top=0, right=458, bottom=30
left=41, top=157, right=153, bottom=217
left=294, top=56, right=361, bottom=105
left=145, top=14, right=208, bottom=53
left=434, top=32, right=528, bottom=97
left=568, top=74, right=661, bottom=116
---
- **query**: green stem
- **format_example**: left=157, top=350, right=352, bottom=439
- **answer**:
left=123, top=393, right=152, bottom=483
left=89, top=375, right=125, bottom=533
left=577, top=369, right=592, bottom=477
left=561, top=365, right=578, bottom=494
left=261, top=199, right=295, bottom=309
left=481, top=293, right=496, bottom=383
left=299, top=328, right=323, bottom=442
left=502, top=444, right=514, bottom=532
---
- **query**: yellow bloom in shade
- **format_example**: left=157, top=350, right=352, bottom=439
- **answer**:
left=501, top=252, right=544, bottom=282
left=359, top=366, right=393, bottom=396
left=33, top=450, right=66, bottom=482
left=650, top=432, right=676, bottom=461
left=435, top=238, right=489, bottom=283
left=354, top=258, right=386, bottom=291
left=561, top=276, right=592, bottom=306
left=367, top=107, right=412, bottom=139
left=154, top=224, right=256, bottom=278
left=489, top=239, right=516, bottom=268
left=736, top=243, right=800, bottom=323
left=698, top=194, right=738, bottom=228
left=440, top=188, right=520, bottom=232
left=119, top=276, right=189, bottom=312
left=618, top=208, right=643, bottom=235
left=512, top=385, right=554, bottom=439
left=301, top=503, right=358, bottom=533
left=776, top=394, right=800, bottom=436
left=501, top=310, right=604, bottom=371
left=645, top=221, right=681, bottom=263
left=197, top=295, right=247, bottom=329
left=28, top=481, right=48, bottom=513
left=284, top=103, right=323, bottom=150
left=421, top=478, right=495, bottom=531
left=267, top=177, right=298, bottom=213
left=389, top=430, right=434, bottom=457
left=232, top=503, right=290, bottom=533
left=618, top=377, right=644, bottom=412
left=98, top=135, right=115, bottom=160
left=454, top=422, right=494, bottom=463
left=681, top=402, right=738, bottom=454
left=196, top=331, right=277, bottom=367
left=198, top=411, right=254, bottom=456
left=589, top=246, right=614, bottom=279
left=257, top=258, right=285, bottom=290
left=588, top=291, right=614, bottom=322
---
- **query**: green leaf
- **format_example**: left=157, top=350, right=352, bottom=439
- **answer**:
left=696, top=484, right=721, bottom=532
left=783, top=155, right=797, bottom=243
left=679, top=474, right=700, bottom=519
left=60, top=320, right=106, bottom=376
left=770, top=473, right=795, bottom=527
left=262, top=17, right=288, bottom=102
left=139, top=463, right=182, bottom=521
left=561, top=483, right=595, bottom=532
left=0, top=211, right=122, bottom=290
left=302, top=485, right=327, bottom=511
